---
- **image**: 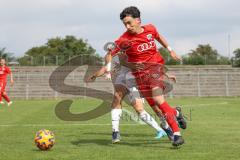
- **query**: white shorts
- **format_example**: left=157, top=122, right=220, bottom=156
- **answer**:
left=113, top=67, right=142, bottom=104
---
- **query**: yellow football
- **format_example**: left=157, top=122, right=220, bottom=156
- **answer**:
left=34, top=129, right=55, bottom=150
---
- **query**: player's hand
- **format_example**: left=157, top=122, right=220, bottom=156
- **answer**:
left=170, top=50, right=181, bottom=61
left=166, top=74, right=177, bottom=83
left=85, top=75, right=97, bottom=83
left=129, top=62, right=145, bottom=71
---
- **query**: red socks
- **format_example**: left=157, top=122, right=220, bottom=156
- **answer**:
left=2, top=94, right=10, bottom=103
left=158, top=101, right=179, bottom=133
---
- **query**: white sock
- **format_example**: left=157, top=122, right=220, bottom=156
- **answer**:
left=111, top=109, right=122, bottom=132
left=139, top=110, right=163, bottom=132
left=173, top=132, right=181, bottom=136
left=176, top=110, right=180, bottom=117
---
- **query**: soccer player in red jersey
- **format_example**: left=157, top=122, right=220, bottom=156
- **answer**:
left=109, top=6, right=186, bottom=146
left=0, top=58, right=14, bottom=106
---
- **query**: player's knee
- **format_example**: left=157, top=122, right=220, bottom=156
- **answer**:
left=134, top=106, right=144, bottom=114
left=132, top=99, right=144, bottom=114
left=136, top=108, right=144, bottom=114
left=111, top=101, right=121, bottom=109
left=111, top=92, right=123, bottom=109
left=152, top=95, right=165, bottom=105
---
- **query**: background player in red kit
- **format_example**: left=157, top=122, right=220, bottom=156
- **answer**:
left=0, top=58, right=14, bottom=106
left=110, top=6, right=186, bottom=146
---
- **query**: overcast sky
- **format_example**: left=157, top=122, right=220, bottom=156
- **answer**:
left=0, top=0, right=239, bottom=57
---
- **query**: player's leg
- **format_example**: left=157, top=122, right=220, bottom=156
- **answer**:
left=175, top=106, right=187, bottom=129
left=2, top=91, right=12, bottom=106
left=0, top=81, right=4, bottom=104
left=134, top=65, right=185, bottom=146
left=153, top=64, right=187, bottom=130
left=0, top=93, right=3, bottom=104
left=149, top=89, right=186, bottom=130
left=128, top=87, right=166, bottom=138
left=1, top=81, right=12, bottom=106
left=151, top=103, right=174, bottom=141
left=126, top=74, right=166, bottom=139
left=0, top=94, right=3, bottom=104
left=131, top=80, right=174, bottom=141
left=151, top=87, right=184, bottom=146
left=126, top=75, right=167, bottom=139
left=111, top=84, right=128, bottom=143
left=130, top=96, right=167, bottom=139
left=144, top=97, right=174, bottom=141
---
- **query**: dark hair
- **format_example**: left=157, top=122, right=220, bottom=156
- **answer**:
left=120, top=6, right=141, bottom=20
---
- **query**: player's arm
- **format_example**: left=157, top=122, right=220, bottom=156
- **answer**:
left=10, top=72, right=14, bottom=85
left=85, top=52, right=111, bottom=83
left=118, top=53, right=144, bottom=71
left=7, top=67, right=14, bottom=86
left=104, top=52, right=112, bottom=80
left=155, top=30, right=181, bottom=61
left=86, top=66, right=108, bottom=83
left=164, top=73, right=177, bottom=83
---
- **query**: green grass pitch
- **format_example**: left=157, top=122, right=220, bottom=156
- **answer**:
left=0, top=97, right=240, bottom=160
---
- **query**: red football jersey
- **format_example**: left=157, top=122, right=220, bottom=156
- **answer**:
left=0, top=66, right=11, bottom=81
left=111, top=24, right=165, bottom=64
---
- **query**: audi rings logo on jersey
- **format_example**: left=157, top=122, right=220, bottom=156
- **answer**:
left=151, top=73, right=160, bottom=79
left=137, top=41, right=156, bottom=52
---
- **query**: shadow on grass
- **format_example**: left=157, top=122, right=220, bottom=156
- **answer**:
left=83, top=132, right=155, bottom=138
left=31, top=148, right=55, bottom=152
left=71, top=139, right=111, bottom=147
left=71, top=136, right=171, bottom=149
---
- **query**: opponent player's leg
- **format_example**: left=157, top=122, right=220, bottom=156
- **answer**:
left=128, top=87, right=166, bottom=139
left=111, top=84, right=128, bottom=143
left=151, top=107, right=173, bottom=137
left=131, top=97, right=167, bottom=139
left=151, top=88, right=184, bottom=146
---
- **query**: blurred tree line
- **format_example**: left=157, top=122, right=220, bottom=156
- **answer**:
left=160, top=44, right=231, bottom=65
left=232, top=48, right=240, bottom=67
left=17, top=35, right=103, bottom=66
left=0, top=48, right=15, bottom=61
left=1, top=35, right=240, bottom=67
